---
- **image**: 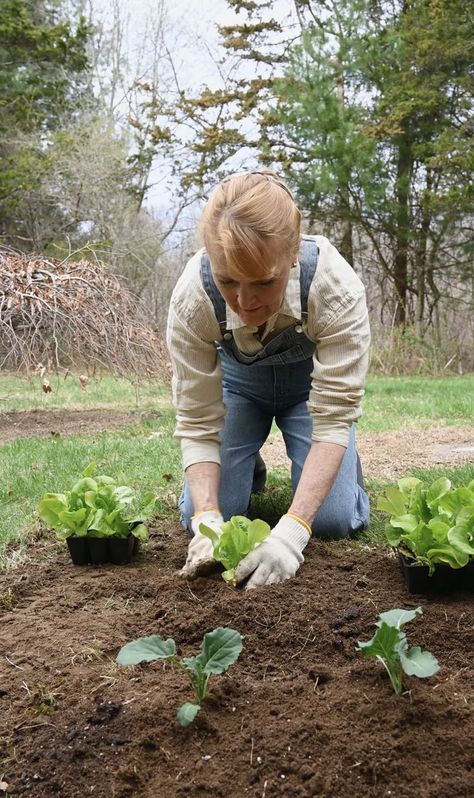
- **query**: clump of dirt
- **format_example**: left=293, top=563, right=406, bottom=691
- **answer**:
left=0, top=526, right=472, bottom=798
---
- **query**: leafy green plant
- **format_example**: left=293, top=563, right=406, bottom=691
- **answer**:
left=356, top=607, right=439, bottom=694
left=199, top=515, right=271, bottom=585
left=116, top=627, right=243, bottom=726
left=38, top=462, right=157, bottom=542
left=378, top=477, right=474, bottom=573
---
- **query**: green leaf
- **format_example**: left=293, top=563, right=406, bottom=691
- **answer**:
left=58, top=508, right=89, bottom=532
left=357, top=621, right=402, bottom=661
left=397, top=477, right=423, bottom=495
left=389, top=514, right=418, bottom=533
left=427, top=517, right=450, bottom=544
left=70, top=477, right=98, bottom=495
left=195, top=627, right=244, bottom=674
left=377, top=486, right=407, bottom=516
left=456, top=505, right=474, bottom=528
left=177, top=702, right=200, bottom=727
left=425, top=477, right=451, bottom=512
left=426, top=546, right=469, bottom=569
left=385, top=523, right=402, bottom=547
left=116, top=635, right=177, bottom=665
left=438, top=488, right=474, bottom=518
left=181, top=655, right=203, bottom=677
left=399, top=646, right=439, bottom=679
left=199, top=523, right=220, bottom=547
left=96, top=475, right=116, bottom=487
left=82, top=462, right=96, bottom=477
left=377, top=607, right=422, bottom=630
left=38, top=494, right=68, bottom=528
left=399, top=523, right=434, bottom=557
left=113, top=486, right=135, bottom=504
left=448, top=525, right=474, bottom=556
left=130, top=523, right=148, bottom=542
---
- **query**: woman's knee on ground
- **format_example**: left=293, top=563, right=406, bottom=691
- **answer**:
left=311, top=505, right=356, bottom=540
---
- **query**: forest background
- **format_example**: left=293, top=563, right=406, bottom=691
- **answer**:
left=1, top=0, right=473, bottom=375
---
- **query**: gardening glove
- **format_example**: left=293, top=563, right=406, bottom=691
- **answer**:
left=234, top=514, right=311, bottom=590
left=179, top=509, right=224, bottom=579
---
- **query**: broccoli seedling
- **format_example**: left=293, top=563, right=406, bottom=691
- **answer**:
left=116, top=627, right=243, bottom=726
left=356, top=607, right=439, bottom=695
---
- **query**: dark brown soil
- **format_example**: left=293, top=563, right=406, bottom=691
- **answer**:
left=1, top=526, right=473, bottom=798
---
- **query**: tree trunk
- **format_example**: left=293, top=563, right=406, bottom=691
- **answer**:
left=336, top=61, right=353, bottom=267
left=393, top=136, right=412, bottom=325
left=415, top=168, right=433, bottom=335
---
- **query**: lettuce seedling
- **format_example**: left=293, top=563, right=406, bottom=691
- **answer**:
left=356, top=607, right=439, bottom=695
left=38, top=461, right=157, bottom=542
left=378, top=477, right=474, bottom=573
left=199, top=515, right=271, bottom=585
left=116, top=627, right=243, bottom=726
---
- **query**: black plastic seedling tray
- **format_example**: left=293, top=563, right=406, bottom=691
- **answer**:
left=67, top=535, right=139, bottom=566
left=399, top=552, right=474, bottom=594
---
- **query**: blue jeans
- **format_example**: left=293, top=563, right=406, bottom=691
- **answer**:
left=179, top=351, right=370, bottom=540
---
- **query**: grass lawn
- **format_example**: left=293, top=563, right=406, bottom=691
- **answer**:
left=0, top=372, right=473, bottom=563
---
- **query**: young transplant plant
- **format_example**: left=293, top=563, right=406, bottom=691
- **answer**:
left=116, top=627, right=243, bottom=726
left=38, top=462, right=157, bottom=543
left=356, top=607, right=439, bottom=695
left=199, top=515, right=271, bottom=585
left=378, top=477, right=474, bottom=573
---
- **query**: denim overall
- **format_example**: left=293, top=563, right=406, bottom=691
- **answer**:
left=179, top=235, right=369, bottom=539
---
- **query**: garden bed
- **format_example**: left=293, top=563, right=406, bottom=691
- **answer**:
left=1, top=525, right=473, bottom=798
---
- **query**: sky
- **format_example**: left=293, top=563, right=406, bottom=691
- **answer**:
left=89, top=0, right=295, bottom=218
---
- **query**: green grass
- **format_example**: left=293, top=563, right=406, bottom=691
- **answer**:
left=0, top=372, right=473, bottom=562
left=0, top=373, right=171, bottom=412
left=360, top=374, right=474, bottom=431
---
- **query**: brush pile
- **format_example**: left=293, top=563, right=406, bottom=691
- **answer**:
left=0, top=248, right=170, bottom=378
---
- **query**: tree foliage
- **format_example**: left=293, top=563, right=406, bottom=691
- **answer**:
left=0, top=0, right=93, bottom=247
left=139, top=0, right=473, bottom=336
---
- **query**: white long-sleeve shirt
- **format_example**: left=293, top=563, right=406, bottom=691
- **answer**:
left=166, top=235, right=371, bottom=469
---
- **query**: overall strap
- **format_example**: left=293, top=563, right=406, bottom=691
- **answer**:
left=201, top=253, right=227, bottom=331
left=200, top=236, right=319, bottom=330
left=298, top=236, right=318, bottom=322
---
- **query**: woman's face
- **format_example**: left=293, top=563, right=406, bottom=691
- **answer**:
left=211, top=258, right=293, bottom=327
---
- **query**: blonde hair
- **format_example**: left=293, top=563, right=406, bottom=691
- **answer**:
left=200, top=170, right=301, bottom=279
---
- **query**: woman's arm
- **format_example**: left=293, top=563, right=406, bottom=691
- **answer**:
left=185, top=461, right=221, bottom=515
left=288, top=440, right=345, bottom=527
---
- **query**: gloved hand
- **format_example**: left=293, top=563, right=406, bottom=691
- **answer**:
left=179, top=509, right=224, bottom=578
left=234, top=514, right=311, bottom=590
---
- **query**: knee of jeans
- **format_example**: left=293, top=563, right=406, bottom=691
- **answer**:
left=311, top=515, right=352, bottom=540
left=312, top=487, right=370, bottom=540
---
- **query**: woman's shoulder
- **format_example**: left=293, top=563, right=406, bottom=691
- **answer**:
left=169, top=249, right=220, bottom=340
left=310, top=236, right=365, bottom=292
left=170, top=249, right=207, bottom=309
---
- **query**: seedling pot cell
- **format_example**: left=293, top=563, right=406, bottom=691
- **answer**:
left=87, top=538, right=109, bottom=565
left=399, top=552, right=474, bottom=594
left=66, top=536, right=88, bottom=566
left=66, top=535, right=139, bottom=566
left=108, top=536, right=137, bottom=565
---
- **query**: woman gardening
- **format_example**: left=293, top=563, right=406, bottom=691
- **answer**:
left=166, top=170, right=371, bottom=589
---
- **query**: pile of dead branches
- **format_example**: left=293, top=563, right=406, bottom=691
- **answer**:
left=0, top=248, right=170, bottom=378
